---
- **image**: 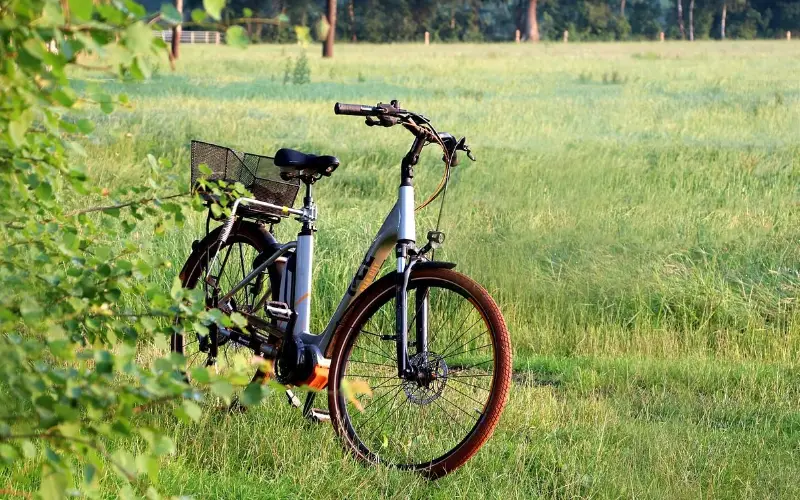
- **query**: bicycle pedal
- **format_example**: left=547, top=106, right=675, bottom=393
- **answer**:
left=264, top=301, right=292, bottom=321
left=285, top=389, right=302, bottom=408
left=306, top=408, right=330, bottom=424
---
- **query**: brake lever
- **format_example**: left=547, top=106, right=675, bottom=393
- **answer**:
left=456, top=137, right=476, bottom=161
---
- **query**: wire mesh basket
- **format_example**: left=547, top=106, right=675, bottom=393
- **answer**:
left=190, top=140, right=300, bottom=219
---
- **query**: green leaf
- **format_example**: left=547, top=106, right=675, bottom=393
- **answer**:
left=182, top=400, right=202, bottom=422
left=111, top=449, right=137, bottom=480
left=35, top=181, right=53, bottom=200
left=230, top=312, right=248, bottom=328
left=210, top=380, right=233, bottom=402
left=170, top=276, right=183, bottom=299
left=225, top=25, right=248, bottom=49
left=8, top=120, right=27, bottom=147
left=240, top=383, right=265, bottom=406
left=203, top=0, right=224, bottom=21
left=22, top=38, right=47, bottom=60
left=21, top=440, right=37, bottom=459
left=125, top=21, right=154, bottom=54
left=151, top=434, right=175, bottom=456
left=191, top=8, right=206, bottom=23
left=41, top=1, right=66, bottom=26
left=83, top=463, right=97, bottom=486
left=40, top=466, right=68, bottom=500
left=20, top=299, right=43, bottom=321
left=124, top=0, right=146, bottom=17
left=190, top=367, right=210, bottom=384
left=242, top=7, right=252, bottom=17
left=210, top=203, right=223, bottom=218
left=68, top=0, right=93, bottom=21
left=76, top=118, right=94, bottom=133
left=51, top=89, right=76, bottom=107
left=277, top=13, right=289, bottom=23
left=160, top=3, right=182, bottom=24
left=136, top=454, right=159, bottom=482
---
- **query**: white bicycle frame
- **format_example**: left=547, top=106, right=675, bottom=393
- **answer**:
left=209, top=182, right=417, bottom=355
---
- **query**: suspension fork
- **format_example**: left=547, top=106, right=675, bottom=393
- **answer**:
left=395, top=244, right=411, bottom=378
left=395, top=247, right=430, bottom=378
left=415, top=286, right=429, bottom=355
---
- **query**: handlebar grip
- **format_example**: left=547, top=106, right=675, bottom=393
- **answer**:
left=334, top=102, right=380, bottom=116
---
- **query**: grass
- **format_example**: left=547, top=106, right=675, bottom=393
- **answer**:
left=6, top=40, right=800, bottom=497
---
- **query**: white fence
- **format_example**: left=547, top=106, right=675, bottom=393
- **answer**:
left=155, top=30, right=224, bottom=44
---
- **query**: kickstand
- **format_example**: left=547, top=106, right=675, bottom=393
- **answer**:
left=302, top=391, right=330, bottom=423
left=285, top=389, right=302, bottom=408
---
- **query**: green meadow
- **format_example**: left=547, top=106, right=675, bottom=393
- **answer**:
left=9, top=41, right=800, bottom=498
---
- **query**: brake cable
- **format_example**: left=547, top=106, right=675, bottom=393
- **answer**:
left=404, top=117, right=452, bottom=213
left=402, top=116, right=460, bottom=260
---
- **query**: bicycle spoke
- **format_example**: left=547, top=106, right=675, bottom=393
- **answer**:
left=444, top=380, right=487, bottom=407
left=437, top=317, right=482, bottom=359
left=353, top=342, right=396, bottom=362
left=347, top=359, right=397, bottom=369
left=442, top=338, right=491, bottom=361
left=447, top=377, right=491, bottom=392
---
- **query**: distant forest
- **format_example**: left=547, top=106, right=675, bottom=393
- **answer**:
left=145, top=1, right=800, bottom=42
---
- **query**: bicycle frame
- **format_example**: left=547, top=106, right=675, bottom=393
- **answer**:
left=209, top=134, right=430, bottom=379
left=210, top=181, right=421, bottom=374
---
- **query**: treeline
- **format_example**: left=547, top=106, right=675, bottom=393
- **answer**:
left=165, top=0, right=800, bottom=42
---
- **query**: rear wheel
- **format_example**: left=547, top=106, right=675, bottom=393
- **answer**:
left=327, top=267, right=512, bottom=478
left=172, top=221, right=282, bottom=408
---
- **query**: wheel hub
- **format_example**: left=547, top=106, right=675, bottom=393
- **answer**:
left=403, top=352, right=448, bottom=405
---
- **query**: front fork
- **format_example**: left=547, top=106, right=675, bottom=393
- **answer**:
left=394, top=243, right=429, bottom=379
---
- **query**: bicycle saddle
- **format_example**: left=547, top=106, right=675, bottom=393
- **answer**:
left=274, top=148, right=339, bottom=181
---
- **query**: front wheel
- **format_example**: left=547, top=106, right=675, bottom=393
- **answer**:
left=327, top=267, right=512, bottom=479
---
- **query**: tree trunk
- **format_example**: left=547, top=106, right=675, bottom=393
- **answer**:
left=721, top=2, right=726, bottom=39
left=689, top=0, right=694, bottom=40
left=677, top=0, right=685, bottom=39
left=348, top=0, right=356, bottom=42
left=322, top=0, right=336, bottom=58
left=620, top=0, right=626, bottom=17
left=171, top=0, right=182, bottom=59
left=527, top=0, right=539, bottom=42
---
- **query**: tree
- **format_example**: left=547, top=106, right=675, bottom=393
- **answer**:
left=173, top=0, right=183, bottom=59
left=689, top=0, right=695, bottom=40
left=721, top=0, right=727, bottom=38
left=0, top=0, right=260, bottom=495
left=677, top=0, right=686, bottom=38
left=528, top=0, right=540, bottom=41
left=323, top=0, right=336, bottom=57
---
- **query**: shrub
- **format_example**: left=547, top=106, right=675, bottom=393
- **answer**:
left=0, top=0, right=262, bottom=496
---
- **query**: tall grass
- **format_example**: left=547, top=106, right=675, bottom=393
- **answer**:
left=7, top=41, right=798, bottom=497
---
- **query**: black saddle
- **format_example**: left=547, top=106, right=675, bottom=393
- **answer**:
left=274, top=148, right=339, bottom=181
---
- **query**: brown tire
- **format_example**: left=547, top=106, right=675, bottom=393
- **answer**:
left=327, top=267, right=512, bottom=479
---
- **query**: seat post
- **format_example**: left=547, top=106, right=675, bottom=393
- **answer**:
left=303, top=182, right=313, bottom=210
left=293, top=180, right=316, bottom=335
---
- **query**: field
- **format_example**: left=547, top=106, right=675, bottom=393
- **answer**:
left=13, top=41, right=800, bottom=497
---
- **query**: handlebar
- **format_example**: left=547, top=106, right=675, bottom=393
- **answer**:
left=334, top=101, right=406, bottom=117
left=333, top=103, right=382, bottom=116
left=333, top=99, right=475, bottom=163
